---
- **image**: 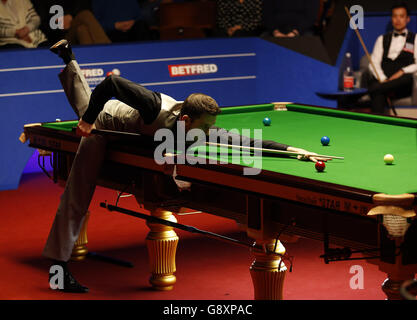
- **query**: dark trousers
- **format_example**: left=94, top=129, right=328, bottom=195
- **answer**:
left=367, top=73, right=413, bottom=114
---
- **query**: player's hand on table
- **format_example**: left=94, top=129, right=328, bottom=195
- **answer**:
left=287, top=147, right=331, bottom=163
left=76, top=119, right=95, bottom=137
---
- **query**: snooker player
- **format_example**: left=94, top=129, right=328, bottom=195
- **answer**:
left=368, top=2, right=417, bottom=114
left=45, top=39, right=325, bottom=293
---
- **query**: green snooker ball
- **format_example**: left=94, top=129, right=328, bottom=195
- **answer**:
left=263, top=117, right=271, bottom=126
left=384, top=154, right=394, bottom=165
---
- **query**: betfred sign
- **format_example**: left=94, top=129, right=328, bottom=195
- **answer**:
left=168, top=64, right=218, bottom=77
left=80, top=68, right=104, bottom=78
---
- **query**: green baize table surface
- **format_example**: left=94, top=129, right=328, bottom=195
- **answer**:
left=42, top=104, right=417, bottom=195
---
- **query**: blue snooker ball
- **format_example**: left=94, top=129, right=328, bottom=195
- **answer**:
left=263, top=117, right=271, bottom=126
left=321, top=136, right=330, bottom=146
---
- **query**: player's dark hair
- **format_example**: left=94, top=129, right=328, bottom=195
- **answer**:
left=180, top=93, right=221, bottom=120
left=391, top=1, right=410, bottom=16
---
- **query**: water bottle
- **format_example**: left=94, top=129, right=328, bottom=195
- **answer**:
left=338, top=52, right=353, bottom=90
left=343, top=67, right=354, bottom=92
left=343, top=53, right=354, bottom=91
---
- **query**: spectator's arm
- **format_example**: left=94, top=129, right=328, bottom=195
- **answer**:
left=0, top=24, right=16, bottom=38
left=25, top=2, right=42, bottom=32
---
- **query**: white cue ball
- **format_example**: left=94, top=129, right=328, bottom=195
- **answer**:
left=384, top=154, right=394, bottom=165
left=55, top=118, right=61, bottom=122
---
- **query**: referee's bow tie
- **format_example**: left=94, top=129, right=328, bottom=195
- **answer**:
left=394, top=32, right=406, bottom=37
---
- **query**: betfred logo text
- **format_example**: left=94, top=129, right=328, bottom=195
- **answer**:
left=168, top=64, right=218, bottom=77
left=81, top=68, right=104, bottom=78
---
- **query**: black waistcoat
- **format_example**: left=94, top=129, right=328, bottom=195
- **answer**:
left=381, top=31, right=415, bottom=78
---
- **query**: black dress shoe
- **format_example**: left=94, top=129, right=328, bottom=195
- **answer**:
left=49, top=39, right=74, bottom=64
left=61, top=269, right=89, bottom=293
left=49, top=264, right=89, bottom=293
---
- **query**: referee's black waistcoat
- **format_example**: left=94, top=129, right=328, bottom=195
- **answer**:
left=382, top=31, right=416, bottom=78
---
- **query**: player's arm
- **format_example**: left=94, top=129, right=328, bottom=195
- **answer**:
left=211, top=126, right=289, bottom=151
left=211, top=127, right=325, bottom=162
left=78, top=75, right=161, bottom=136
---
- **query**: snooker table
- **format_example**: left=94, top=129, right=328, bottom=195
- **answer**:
left=22, top=102, right=417, bottom=300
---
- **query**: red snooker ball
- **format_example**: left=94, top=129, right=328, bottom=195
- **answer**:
left=315, top=161, right=325, bottom=172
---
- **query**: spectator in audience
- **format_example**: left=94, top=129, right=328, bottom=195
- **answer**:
left=0, top=0, right=47, bottom=49
left=262, top=0, right=320, bottom=38
left=32, top=0, right=111, bottom=46
left=215, top=0, right=263, bottom=37
left=92, top=0, right=152, bottom=43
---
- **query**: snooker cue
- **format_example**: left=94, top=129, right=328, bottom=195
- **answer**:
left=100, top=202, right=284, bottom=257
left=344, top=6, right=397, bottom=115
left=71, top=126, right=142, bottom=138
left=205, top=142, right=345, bottom=160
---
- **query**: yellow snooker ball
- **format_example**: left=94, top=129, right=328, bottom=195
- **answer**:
left=384, top=154, right=394, bottom=165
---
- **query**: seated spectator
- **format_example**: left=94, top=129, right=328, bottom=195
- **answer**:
left=92, top=0, right=152, bottom=43
left=0, top=0, right=47, bottom=49
left=32, top=0, right=111, bottom=46
left=262, top=0, right=320, bottom=38
left=215, top=0, right=263, bottom=37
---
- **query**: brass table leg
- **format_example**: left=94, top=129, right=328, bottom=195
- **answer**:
left=71, top=211, right=90, bottom=261
left=250, top=239, right=287, bottom=300
left=146, top=208, right=179, bottom=291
